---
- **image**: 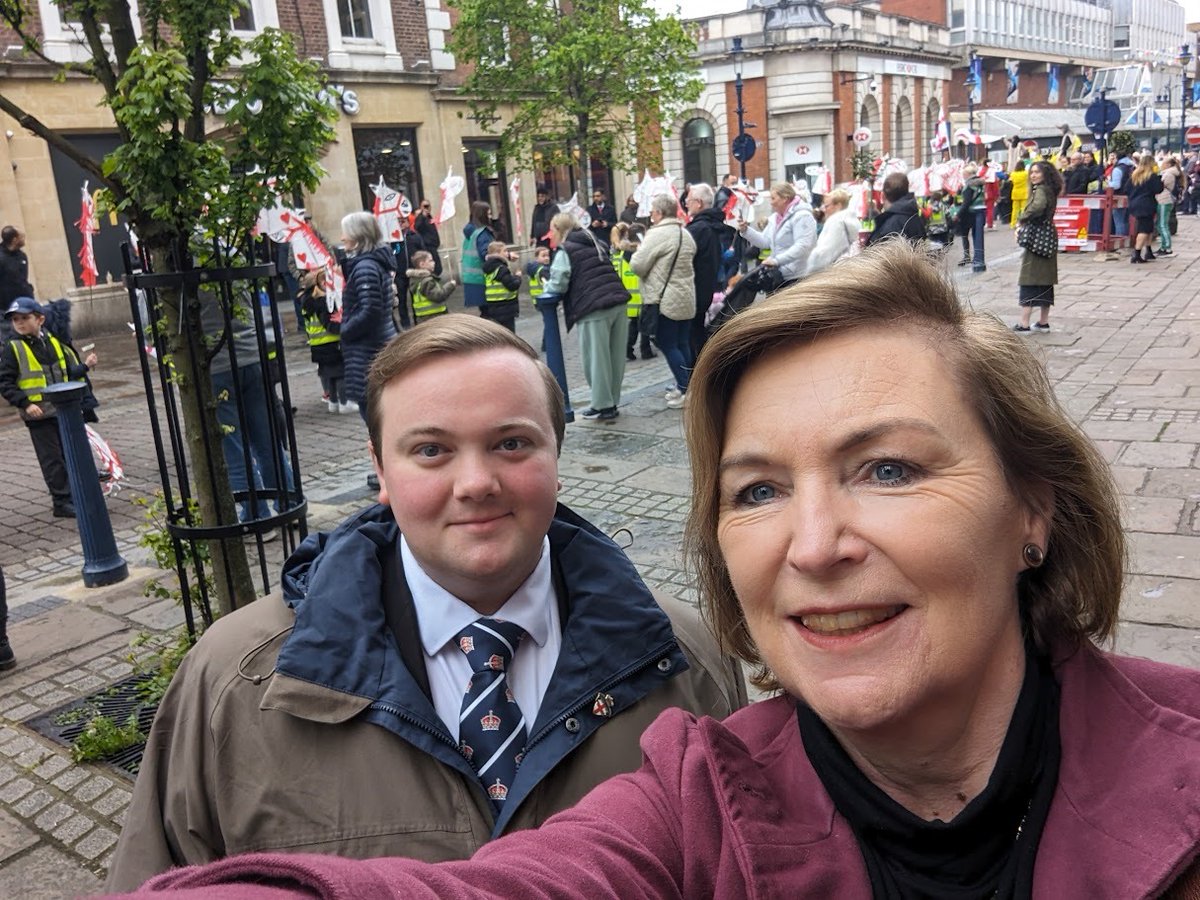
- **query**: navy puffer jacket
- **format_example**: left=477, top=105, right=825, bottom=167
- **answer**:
left=340, top=245, right=397, bottom=404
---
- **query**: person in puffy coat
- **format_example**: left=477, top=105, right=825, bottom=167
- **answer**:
left=735, top=181, right=817, bottom=281
left=631, top=194, right=697, bottom=409
left=544, top=213, right=630, bottom=421
left=339, top=211, right=398, bottom=489
left=805, top=189, right=860, bottom=276
left=682, top=183, right=726, bottom=358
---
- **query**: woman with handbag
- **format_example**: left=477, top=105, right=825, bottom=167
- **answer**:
left=1014, top=161, right=1063, bottom=333
left=631, top=194, right=697, bottom=409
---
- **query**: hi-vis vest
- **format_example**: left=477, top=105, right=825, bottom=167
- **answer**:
left=411, top=278, right=448, bottom=318
left=461, top=233, right=484, bottom=286
left=484, top=269, right=518, bottom=303
left=303, top=311, right=339, bottom=347
left=611, top=252, right=642, bottom=318
left=528, top=264, right=548, bottom=302
left=12, top=333, right=77, bottom=403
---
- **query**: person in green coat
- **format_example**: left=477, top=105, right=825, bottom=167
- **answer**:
left=1014, top=161, right=1062, bottom=333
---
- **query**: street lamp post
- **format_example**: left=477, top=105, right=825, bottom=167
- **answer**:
left=964, top=51, right=979, bottom=160
left=1157, top=87, right=1172, bottom=154
left=1180, top=43, right=1194, bottom=153
left=731, top=36, right=747, bottom=184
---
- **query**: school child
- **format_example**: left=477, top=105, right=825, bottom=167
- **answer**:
left=926, top=190, right=953, bottom=250
left=609, top=223, right=653, bottom=361
left=299, top=268, right=350, bottom=414
left=407, top=250, right=457, bottom=324
left=525, top=246, right=551, bottom=306
left=479, top=240, right=521, bottom=332
left=0, top=297, right=99, bottom=517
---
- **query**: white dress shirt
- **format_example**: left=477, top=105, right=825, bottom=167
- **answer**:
left=402, top=536, right=562, bottom=744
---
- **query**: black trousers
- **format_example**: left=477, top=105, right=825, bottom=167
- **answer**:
left=626, top=308, right=655, bottom=356
left=27, top=418, right=71, bottom=506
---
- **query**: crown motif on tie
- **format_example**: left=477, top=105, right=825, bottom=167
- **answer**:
left=488, top=778, right=509, bottom=801
left=487, top=653, right=505, bottom=671
left=481, top=709, right=502, bottom=731
left=504, top=686, right=515, bottom=703
left=458, top=740, right=474, bottom=761
left=459, top=636, right=475, bottom=654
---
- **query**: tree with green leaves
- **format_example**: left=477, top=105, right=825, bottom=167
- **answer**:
left=0, top=0, right=337, bottom=614
left=448, top=0, right=702, bottom=197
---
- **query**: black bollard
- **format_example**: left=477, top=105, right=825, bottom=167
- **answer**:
left=41, top=382, right=129, bottom=587
left=537, top=295, right=574, bottom=424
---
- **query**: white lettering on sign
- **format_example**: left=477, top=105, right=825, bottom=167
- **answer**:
left=208, top=82, right=360, bottom=117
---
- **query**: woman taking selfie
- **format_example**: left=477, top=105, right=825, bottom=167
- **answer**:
left=126, top=241, right=1200, bottom=900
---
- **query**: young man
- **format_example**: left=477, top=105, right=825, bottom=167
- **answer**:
left=586, top=190, right=612, bottom=245
left=0, top=297, right=98, bottom=517
left=106, top=315, right=746, bottom=890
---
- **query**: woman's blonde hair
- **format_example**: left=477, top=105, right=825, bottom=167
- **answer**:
left=684, top=240, right=1126, bottom=690
left=1130, top=155, right=1158, bottom=186
left=768, top=182, right=796, bottom=203
left=824, top=188, right=851, bottom=210
left=550, top=212, right=577, bottom=245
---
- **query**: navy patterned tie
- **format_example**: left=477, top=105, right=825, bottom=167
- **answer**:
left=453, top=617, right=528, bottom=812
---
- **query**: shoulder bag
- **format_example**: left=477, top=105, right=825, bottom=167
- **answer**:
left=657, top=224, right=690, bottom=321
left=1017, top=217, right=1057, bottom=258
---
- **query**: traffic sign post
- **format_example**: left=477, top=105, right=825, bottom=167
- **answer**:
left=732, top=133, right=756, bottom=163
left=1186, top=125, right=1200, bottom=147
left=1085, top=94, right=1121, bottom=152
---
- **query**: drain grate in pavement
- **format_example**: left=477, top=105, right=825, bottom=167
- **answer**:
left=24, top=673, right=157, bottom=777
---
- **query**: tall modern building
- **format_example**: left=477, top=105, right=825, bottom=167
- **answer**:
left=882, top=0, right=1188, bottom=145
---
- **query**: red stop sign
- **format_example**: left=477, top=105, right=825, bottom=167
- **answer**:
left=1187, top=125, right=1200, bottom=147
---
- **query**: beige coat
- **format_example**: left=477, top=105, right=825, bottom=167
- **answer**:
left=105, top=587, right=746, bottom=890
left=630, top=217, right=697, bottom=321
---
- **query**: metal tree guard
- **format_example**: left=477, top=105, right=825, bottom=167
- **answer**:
left=123, top=239, right=308, bottom=636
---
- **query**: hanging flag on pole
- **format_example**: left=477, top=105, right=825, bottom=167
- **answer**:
left=508, top=176, right=523, bottom=243
left=930, top=105, right=951, bottom=154
left=435, top=167, right=465, bottom=226
left=76, top=182, right=99, bottom=287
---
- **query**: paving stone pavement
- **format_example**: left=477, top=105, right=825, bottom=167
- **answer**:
left=0, top=222, right=1198, bottom=892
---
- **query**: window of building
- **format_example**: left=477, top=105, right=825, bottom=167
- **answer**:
left=231, top=0, right=255, bottom=31
left=682, top=118, right=718, bottom=188
left=338, top=0, right=373, bottom=39
left=463, top=140, right=513, bottom=243
left=894, top=96, right=913, bottom=164
left=531, top=142, right=613, bottom=206
left=353, top=127, right=422, bottom=224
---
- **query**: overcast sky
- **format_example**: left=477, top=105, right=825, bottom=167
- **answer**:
left=654, top=0, right=1200, bottom=27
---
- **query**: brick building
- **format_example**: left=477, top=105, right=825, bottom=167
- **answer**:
left=667, top=0, right=955, bottom=192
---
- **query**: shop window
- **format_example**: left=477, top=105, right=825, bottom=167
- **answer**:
left=682, top=118, right=717, bottom=187
left=339, top=0, right=373, bottom=39
left=353, top=127, right=422, bottom=226
left=463, top=140, right=513, bottom=243
left=531, top=142, right=614, bottom=205
left=232, top=0, right=255, bottom=31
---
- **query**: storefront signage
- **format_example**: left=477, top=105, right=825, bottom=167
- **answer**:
left=783, top=135, right=822, bottom=164
left=208, top=82, right=360, bottom=117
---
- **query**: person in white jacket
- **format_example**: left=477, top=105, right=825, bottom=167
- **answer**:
left=708, top=182, right=818, bottom=333
left=735, top=181, right=817, bottom=280
left=805, top=189, right=860, bottom=276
